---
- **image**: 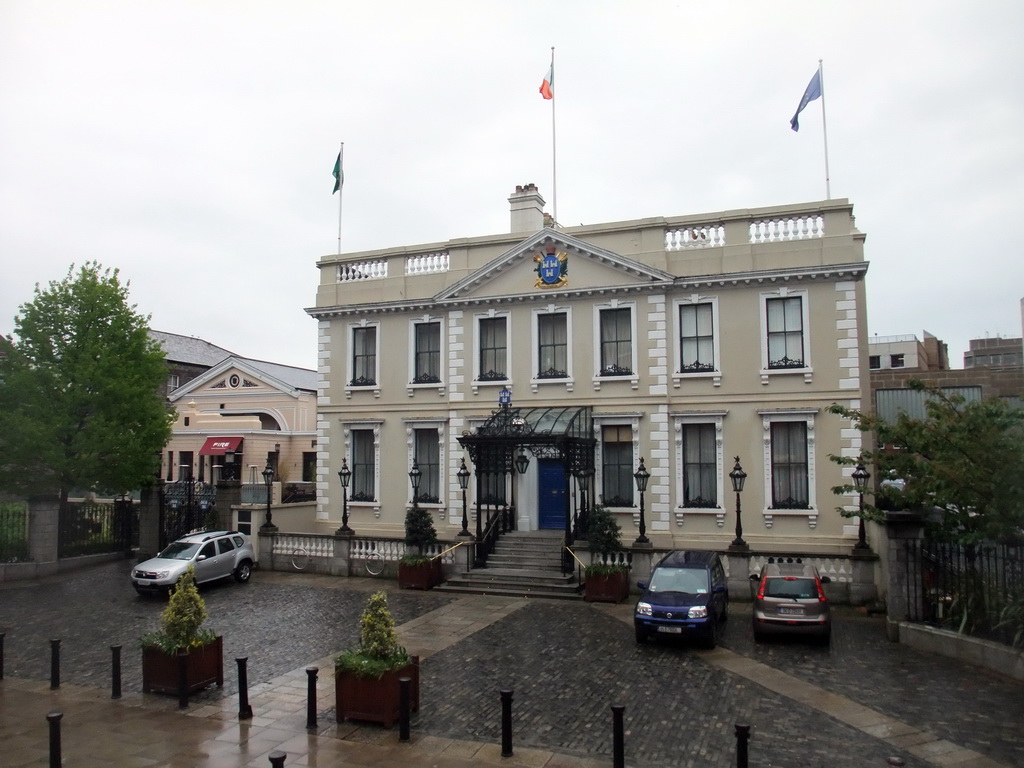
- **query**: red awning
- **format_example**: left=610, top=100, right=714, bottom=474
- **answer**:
left=198, top=436, right=243, bottom=456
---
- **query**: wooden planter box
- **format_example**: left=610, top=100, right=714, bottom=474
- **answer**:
left=584, top=569, right=630, bottom=603
left=142, top=636, right=224, bottom=695
left=335, top=656, right=420, bottom=728
left=398, top=558, right=443, bottom=590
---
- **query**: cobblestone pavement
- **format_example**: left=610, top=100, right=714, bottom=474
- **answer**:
left=2, top=560, right=1021, bottom=767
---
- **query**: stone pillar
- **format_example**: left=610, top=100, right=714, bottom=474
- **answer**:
left=28, top=495, right=60, bottom=577
left=882, top=510, right=926, bottom=642
left=848, top=550, right=880, bottom=606
left=629, top=546, right=656, bottom=593
left=137, top=484, right=161, bottom=560
left=257, top=528, right=277, bottom=571
left=331, top=534, right=353, bottom=577
left=725, top=550, right=754, bottom=600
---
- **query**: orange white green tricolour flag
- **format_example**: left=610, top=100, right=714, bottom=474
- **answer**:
left=539, top=64, right=553, bottom=99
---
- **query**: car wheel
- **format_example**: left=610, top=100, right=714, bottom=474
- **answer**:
left=234, top=560, right=253, bottom=583
left=634, top=626, right=648, bottom=644
left=753, top=625, right=765, bottom=643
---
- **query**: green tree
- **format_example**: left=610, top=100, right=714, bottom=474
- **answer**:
left=0, top=263, right=173, bottom=502
left=828, top=380, right=1024, bottom=543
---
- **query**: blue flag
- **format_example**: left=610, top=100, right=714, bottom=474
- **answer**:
left=790, top=69, right=822, bottom=132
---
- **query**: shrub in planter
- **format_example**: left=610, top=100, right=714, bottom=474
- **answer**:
left=140, top=566, right=223, bottom=694
left=335, top=590, right=419, bottom=727
left=584, top=505, right=630, bottom=603
left=398, top=502, right=442, bottom=589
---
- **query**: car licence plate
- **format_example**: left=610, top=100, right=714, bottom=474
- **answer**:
left=657, top=626, right=683, bottom=634
left=778, top=607, right=804, bottom=616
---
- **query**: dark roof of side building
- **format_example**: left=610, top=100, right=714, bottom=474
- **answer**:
left=151, top=330, right=236, bottom=367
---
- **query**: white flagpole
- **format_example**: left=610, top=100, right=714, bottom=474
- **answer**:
left=337, top=142, right=344, bottom=254
left=818, top=60, right=831, bottom=200
left=550, top=47, right=558, bottom=225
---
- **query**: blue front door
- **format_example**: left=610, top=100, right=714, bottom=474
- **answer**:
left=538, top=459, right=566, bottom=530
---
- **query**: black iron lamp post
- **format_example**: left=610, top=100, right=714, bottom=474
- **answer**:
left=260, top=462, right=276, bottom=531
left=336, top=458, right=353, bottom=535
left=633, top=457, right=651, bottom=545
left=729, top=457, right=747, bottom=549
left=409, top=459, right=421, bottom=509
left=456, top=458, right=472, bottom=537
left=852, top=462, right=871, bottom=550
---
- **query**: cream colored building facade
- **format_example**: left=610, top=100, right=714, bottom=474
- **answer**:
left=164, top=357, right=318, bottom=492
left=308, top=187, right=870, bottom=553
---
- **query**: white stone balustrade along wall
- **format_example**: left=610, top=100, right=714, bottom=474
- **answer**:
left=405, top=251, right=450, bottom=275
left=749, top=215, right=824, bottom=243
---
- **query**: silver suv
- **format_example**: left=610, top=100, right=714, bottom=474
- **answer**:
left=750, top=559, right=831, bottom=643
left=132, top=530, right=254, bottom=595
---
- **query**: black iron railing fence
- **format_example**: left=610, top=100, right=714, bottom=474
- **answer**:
left=0, top=501, right=29, bottom=562
left=904, top=539, right=1024, bottom=648
left=58, top=500, right=137, bottom=558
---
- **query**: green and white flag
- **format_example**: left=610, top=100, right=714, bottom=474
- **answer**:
left=332, top=152, right=343, bottom=194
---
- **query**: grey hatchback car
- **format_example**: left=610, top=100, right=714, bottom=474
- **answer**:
left=132, top=530, right=254, bottom=595
left=750, top=558, right=831, bottom=643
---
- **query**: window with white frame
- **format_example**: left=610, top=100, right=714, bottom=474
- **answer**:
left=536, top=311, right=568, bottom=379
left=350, top=429, right=376, bottom=501
left=678, top=302, right=716, bottom=373
left=413, top=428, right=441, bottom=503
left=598, top=306, right=634, bottom=376
left=350, top=324, right=378, bottom=386
left=681, top=423, right=718, bottom=507
left=600, top=424, right=634, bottom=507
left=477, top=316, right=508, bottom=381
left=769, top=421, right=809, bottom=509
left=765, top=295, right=806, bottom=370
left=412, top=320, right=442, bottom=384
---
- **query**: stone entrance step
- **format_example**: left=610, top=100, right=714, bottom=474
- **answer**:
left=436, top=531, right=583, bottom=600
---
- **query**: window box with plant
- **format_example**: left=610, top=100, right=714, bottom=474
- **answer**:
left=335, top=590, right=419, bottom=728
left=584, top=505, right=630, bottom=603
left=140, top=566, right=223, bottom=695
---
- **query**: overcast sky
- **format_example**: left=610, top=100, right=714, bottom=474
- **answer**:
left=2, top=1, right=1022, bottom=370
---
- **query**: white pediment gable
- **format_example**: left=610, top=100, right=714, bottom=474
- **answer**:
left=169, top=358, right=299, bottom=402
left=434, top=228, right=674, bottom=302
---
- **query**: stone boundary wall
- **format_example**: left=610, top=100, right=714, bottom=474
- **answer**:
left=898, top=622, right=1024, bottom=682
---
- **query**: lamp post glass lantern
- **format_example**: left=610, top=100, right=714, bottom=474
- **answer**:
left=515, top=447, right=530, bottom=475
left=409, top=460, right=421, bottom=508
left=851, top=462, right=871, bottom=550
left=729, top=457, right=747, bottom=548
left=337, top=458, right=352, bottom=535
left=633, top=458, right=650, bottom=545
left=457, top=458, right=472, bottom=537
left=261, top=463, right=275, bottom=530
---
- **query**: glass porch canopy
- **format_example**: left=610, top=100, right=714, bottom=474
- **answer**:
left=458, top=405, right=595, bottom=474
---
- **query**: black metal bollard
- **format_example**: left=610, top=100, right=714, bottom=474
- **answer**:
left=611, top=705, right=625, bottom=768
left=305, top=667, right=318, bottom=729
left=1, top=631, right=5, bottom=680
left=47, top=711, right=63, bottom=768
left=499, top=689, right=513, bottom=757
left=237, top=657, right=253, bottom=719
left=268, top=750, right=287, bottom=767
left=49, top=639, right=60, bottom=689
left=735, top=723, right=751, bottom=768
left=111, top=645, right=122, bottom=699
left=398, top=676, right=411, bottom=742
left=177, top=649, right=190, bottom=709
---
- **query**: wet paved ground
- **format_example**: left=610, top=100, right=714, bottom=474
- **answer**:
left=2, top=559, right=1022, bottom=767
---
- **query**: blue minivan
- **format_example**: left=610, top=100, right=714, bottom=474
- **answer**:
left=633, top=550, right=729, bottom=648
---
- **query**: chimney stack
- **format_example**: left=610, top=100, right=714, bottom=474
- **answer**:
left=508, top=183, right=546, bottom=234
